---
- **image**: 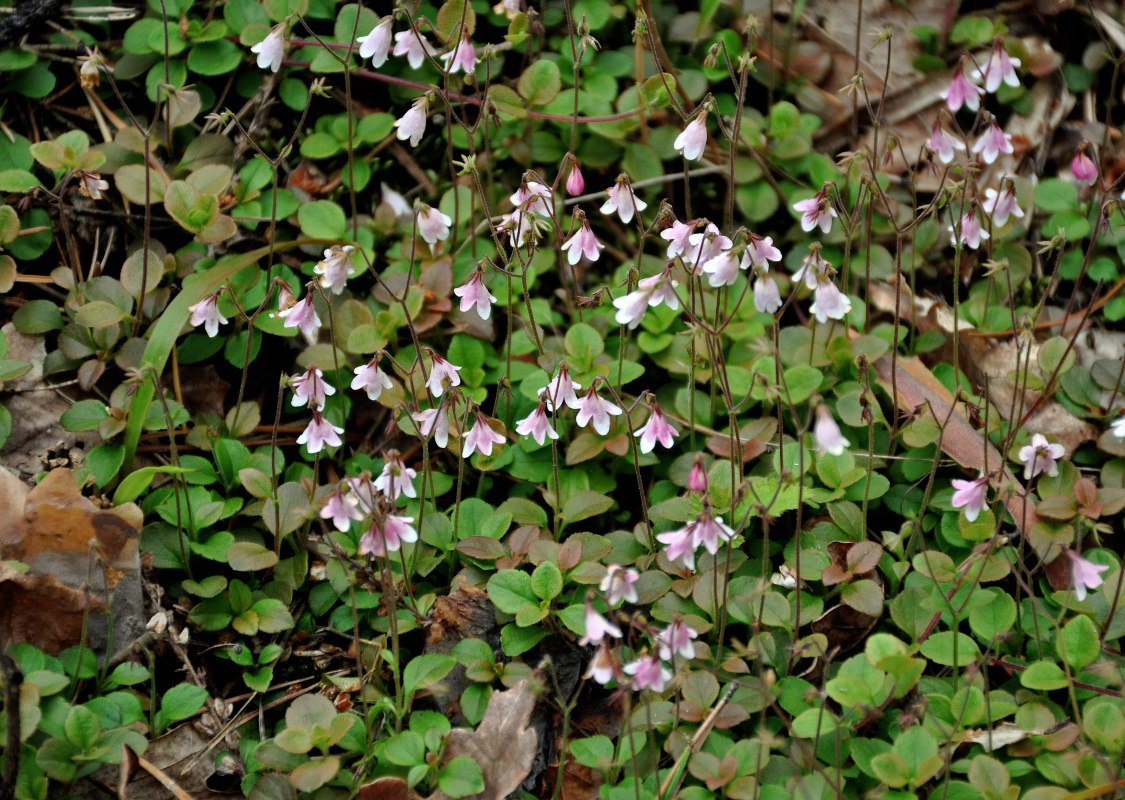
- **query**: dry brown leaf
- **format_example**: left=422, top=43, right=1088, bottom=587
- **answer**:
left=434, top=681, right=538, bottom=800
left=356, top=776, right=423, bottom=800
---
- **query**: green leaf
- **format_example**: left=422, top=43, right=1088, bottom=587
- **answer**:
left=61, top=399, right=108, bottom=432
left=250, top=598, right=294, bottom=632
left=298, top=200, right=346, bottom=240
left=65, top=705, right=101, bottom=751
left=227, top=541, right=279, bottom=572
left=1035, top=177, right=1077, bottom=213
left=154, top=683, right=208, bottom=731
left=562, top=491, right=614, bottom=525
left=0, top=169, right=42, bottom=192
left=13, top=299, right=63, bottom=334
left=439, top=757, right=485, bottom=798
left=74, top=300, right=127, bottom=328
left=487, top=569, right=537, bottom=614
left=564, top=323, right=604, bottom=369
left=87, top=444, right=125, bottom=487
left=36, top=738, right=79, bottom=781
left=1057, top=614, right=1100, bottom=670
left=870, top=752, right=911, bottom=788
left=115, top=165, right=168, bottom=204
left=919, top=631, right=981, bottom=667
left=500, top=622, right=549, bottom=657
left=1019, top=660, right=1068, bottom=691
left=382, top=730, right=425, bottom=766
left=0, top=405, right=10, bottom=451
left=518, top=60, right=561, bottom=106
left=530, top=561, right=563, bottom=601
left=403, top=654, right=456, bottom=698
left=289, top=756, right=339, bottom=793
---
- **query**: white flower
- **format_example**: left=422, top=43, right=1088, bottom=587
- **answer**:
left=394, top=97, right=428, bottom=147
left=673, top=115, right=708, bottom=161
left=251, top=24, right=286, bottom=73
left=357, top=17, right=393, bottom=67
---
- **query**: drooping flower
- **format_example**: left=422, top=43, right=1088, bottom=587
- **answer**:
left=624, top=654, right=672, bottom=692
left=656, top=523, right=696, bottom=569
left=584, top=642, right=617, bottom=685
left=566, top=158, right=584, bottom=196
left=274, top=282, right=296, bottom=316
left=971, top=39, right=1021, bottom=94
left=394, top=96, right=429, bottom=147
left=1111, top=412, right=1125, bottom=438
left=683, top=223, right=732, bottom=273
left=78, top=171, right=108, bottom=200
left=745, top=233, right=783, bottom=269
left=1018, top=433, right=1066, bottom=480
left=440, top=29, right=477, bottom=75
left=251, top=23, right=286, bottom=73
left=278, top=293, right=322, bottom=345
left=660, top=219, right=696, bottom=258
left=579, top=603, right=622, bottom=646
left=501, top=209, right=540, bottom=248
left=320, top=485, right=362, bottom=532
left=515, top=401, right=558, bottom=446
left=600, top=176, right=647, bottom=224
left=951, top=474, right=989, bottom=522
left=359, top=514, right=418, bottom=557
left=600, top=565, right=640, bottom=606
left=347, top=474, right=379, bottom=516
left=941, top=58, right=985, bottom=112
left=574, top=386, right=623, bottom=436
left=814, top=405, right=849, bottom=456
left=1064, top=549, right=1110, bottom=602
left=298, top=410, right=344, bottom=454
left=688, top=511, right=736, bottom=555
left=793, top=187, right=837, bottom=234
left=291, top=365, right=335, bottom=409
left=357, top=17, right=393, bottom=67
left=688, top=456, right=708, bottom=493
left=425, top=353, right=463, bottom=398
left=793, top=243, right=830, bottom=290
left=982, top=183, right=1024, bottom=227
left=414, top=404, right=451, bottom=449
left=949, top=209, right=989, bottom=250
left=416, top=202, right=452, bottom=245
left=462, top=412, right=506, bottom=458
left=613, top=269, right=683, bottom=328
left=635, top=403, right=678, bottom=454
left=753, top=274, right=782, bottom=314
left=673, top=114, right=708, bottom=161
left=971, top=120, right=1014, bottom=165
left=510, top=180, right=553, bottom=217
left=927, top=118, right=965, bottom=165
left=352, top=357, right=394, bottom=401
left=613, top=285, right=653, bottom=330
left=544, top=364, right=582, bottom=411
left=188, top=293, right=228, bottom=338
left=809, top=276, right=852, bottom=323
left=561, top=212, right=604, bottom=265
left=381, top=183, right=413, bottom=218
left=375, top=451, right=417, bottom=502
left=655, top=617, right=698, bottom=661
left=453, top=269, right=498, bottom=320
left=1071, top=144, right=1098, bottom=185
left=701, top=247, right=742, bottom=288
left=393, top=27, right=432, bottom=69
left=314, top=245, right=356, bottom=295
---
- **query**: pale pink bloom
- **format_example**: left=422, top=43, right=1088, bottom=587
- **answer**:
left=753, top=274, right=782, bottom=314
left=510, top=180, right=553, bottom=217
left=574, top=386, right=623, bottom=436
left=347, top=474, right=379, bottom=515
left=352, top=358, right=393, bottom=401
left=927, top=119, right=965, bottom=165
left=660, top=219, right=696, bottom=258
left=566, top=159, right=584, bottom=196
left=501, top=209, right=539, bottom=248
left=1018, top=433, right=1065, bottom=480
left=641, top=269, right=681, bottom=310
left=515, top=401, right=558, bottom=446
left=949, top=210, right=989, bottom=250
left=393, top=28, right=432, bottom=69
left=426, top=353, right=462, bottom=398
left=79, top=171, right=108, bottom=200
left=320, top=486, right=362, bottom=532
left=793, top=188, right=836, bottom=234
left=462, top=413, right=506, bottom=458
left=440, top=33, right=477, bottom=75
left=613, top=286, right=653, bottom=329
left=375, top=451, right=417, bottom=501
left=278, top=294, right=321, bottom=345
left=600, top=176, right=647, bottom=224
left=657, top=524, right=696, bottom=569
left=584, top=643, right=617, bottom=685
left=688, top=457, right=708, bottom=492
left=291, top=365, right=335, bottom=409
left=941, top=59, right=984, bottom=112
left=809, top=277, right=852, bottom=323
left=635, top=403, right=678, bottom=454
left=251, top=24, right=286, bottom=73
left=544, top=364, right=582, bottom=411
left=1072, top=146, right=1098, bottom=184
left=673, top=114, right=708, bottom=161
left=971, top=40, right=1021, bottom=93
left=982, top=184, right=1024, bottom=227
left=655, top=617, right=698, bottom=661
left=188, top=293, right=227, bottom=338
left=793, top=244, right=830, bottom=290
left=971, top=121, right=1013, bottom=165
left=688, top=512, right=735, bottom=555
left=314, top=245, right=355, bottom=295
left=683, top=224, right=731, bottom=273
left=381, top=183, right=413, bottom=218
left=1065, top=549, right=1110, bottom=602
left=701, top=248, right=741, bottom=288
left=298, top=410, right=343, bottom=454
left=359, top=514, right=417, bottom=557
left=600, top=565, right=640, bottom=606
left=814, top=405, right=849, bottom=456
left=453, top=270, right=498, bottom=320
left=561, top=215, right=604, bottom=264
left=745, top=233, right=782, bottom=269
left=394, top=97, right=428, bottom=147
left=624, top=654, right=672, bottom=692
left=951, top=474, right=989, bottom=522
left=579, top=603, right=622, bottom=646
left=416, top=202, right=452, bottom=245
left=357, top=17, right=393, bottom=67
left=414, top=405, right=450, bottom=449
